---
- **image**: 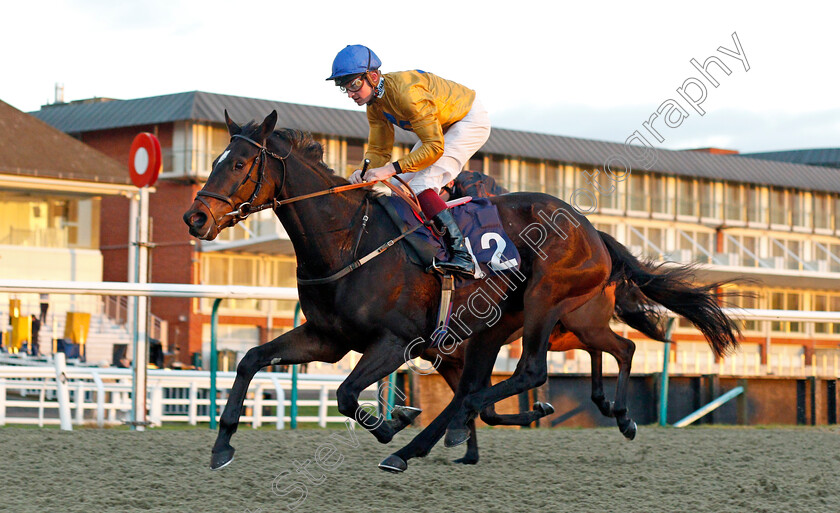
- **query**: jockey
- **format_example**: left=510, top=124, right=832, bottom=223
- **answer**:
left=327, top=44, right=491, bottom=278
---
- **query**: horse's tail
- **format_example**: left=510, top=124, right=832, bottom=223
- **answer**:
left=598, top=231, right=740, bottom=357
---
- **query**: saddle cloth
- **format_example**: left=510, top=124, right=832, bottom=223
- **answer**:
left=377, top=195, right=522, bottom=284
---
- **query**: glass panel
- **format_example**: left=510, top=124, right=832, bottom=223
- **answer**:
left=628, top=173, right=647, bottom=211
left=815, top=294, right=828, bottom=334
left=677, top=179, right=696, bottom=216
left=700, top=180, right=715, bottom=218
left=598, top=170, right=620, bottom=209
left=770, top=188, right=787, bottom=225
left=648, top=175, right=671, bottom=214
left=832, top=296, right=840, bottom=334
left=814, top=193, right=830, bottom=229
left=725, top=183, right=745, bottom=221
left=520, top=161, right=543, bottom=192
left=792, top=191, right=808, bottom=227
left=545, top=163, right=562, bottom=198
left=746, top=185, right=764, bottom=223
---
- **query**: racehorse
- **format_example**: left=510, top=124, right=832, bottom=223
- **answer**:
left=183, top=111, right=740, bottom=472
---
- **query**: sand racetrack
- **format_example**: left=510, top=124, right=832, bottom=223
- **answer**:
left=1, top=425, right=839, bottom=513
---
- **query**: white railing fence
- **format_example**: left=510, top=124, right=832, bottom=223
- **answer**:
left=0, top=361, right=376, bottom=429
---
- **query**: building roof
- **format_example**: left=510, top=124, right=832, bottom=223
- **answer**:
left=0, top=100, right=131, bottom=185
left=739, top=148, right=840, bottom=169
left=30, top=91, right=840, bottom=194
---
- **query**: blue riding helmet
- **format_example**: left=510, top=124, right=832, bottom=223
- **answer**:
left=326, top=45, right=381, bottom=82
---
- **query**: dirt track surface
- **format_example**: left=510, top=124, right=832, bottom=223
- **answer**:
left=1, top=426, right=839, bottom=513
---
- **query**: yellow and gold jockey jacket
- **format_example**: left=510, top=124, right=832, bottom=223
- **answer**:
left=363, top=70, right=475, bottom=174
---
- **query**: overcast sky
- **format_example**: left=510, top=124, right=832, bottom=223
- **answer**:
left=2, top=0, right=838, bottom=153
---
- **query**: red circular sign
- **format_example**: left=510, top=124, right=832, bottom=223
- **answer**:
left=128, top=132, right=161, bottom=188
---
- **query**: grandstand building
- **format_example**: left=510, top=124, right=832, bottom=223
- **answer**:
left=30, top=92, right=840, bottom=374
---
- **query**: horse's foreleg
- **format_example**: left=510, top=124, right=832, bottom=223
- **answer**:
left=211, top=325, right=347, bottom=469
left=335, top=335, right=414, bottom=445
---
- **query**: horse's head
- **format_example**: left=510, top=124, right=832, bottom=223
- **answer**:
left=183, top=110, right=282, bottom=240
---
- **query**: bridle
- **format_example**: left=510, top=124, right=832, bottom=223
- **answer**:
left=194, top=134, right=290, bottom=237
left=193, top=134, right=423, bottom=239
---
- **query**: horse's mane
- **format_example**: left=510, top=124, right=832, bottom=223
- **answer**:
left=241, top=122, right=335, bottom=175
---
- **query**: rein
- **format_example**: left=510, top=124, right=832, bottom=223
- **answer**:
left=196, top=132, right=428, bottom=285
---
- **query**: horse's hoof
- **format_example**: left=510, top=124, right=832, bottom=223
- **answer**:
left=453, top=454, right=479, bottom=465
left=621, top=421, right=638, bottom=441
left=210, top=447, right=235, bottom=470
left=378, top=454, right=407, bottom=473
left=444, top=427, right=470, bottom=448
left=392, top=405, right=422, bottom=424
left=533, top=401, right=555, bottom=416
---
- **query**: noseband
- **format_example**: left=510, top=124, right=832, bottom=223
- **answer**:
left=194, top=134, right=289, bottom=235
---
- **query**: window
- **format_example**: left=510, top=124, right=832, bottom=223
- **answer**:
left=770, top=291, right=803, bottom=333
left=724, top=183, right=745, bottom=221
left=201, top=254, right=298, bottom=314
left=700, top=180, right=716, bottom=218
left=628, top=173, right=647, bottom=212
left=812, top=294, right=840, bottom=335
left=770, top=238, right=802, bottom=270
left=545, top=162, right=562, bottom=198
left=520, top=160, right=542, bottom=192
left=677, top=178, right=697, bottom=216
left=346, top=141, right=365, bottom=177
left=649, top=175, right=671, bottom=214
left=746, top=184, right=766, bottom=224
left=488, top=157, right=505, bottom=184
left=770, top=188, right=788, bottom=225
left=814, top=193, right=831, bottom=230
left=0, top=191, right=99, bottom=249
left=597, top=168, right=621, bottom=210
left=791, top=191, right=810, bottom=228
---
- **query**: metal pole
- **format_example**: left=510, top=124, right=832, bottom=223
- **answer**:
left=673, top=386, right=744, bottom=427
left=386, top=372, right=397, bottom=420
left=210, top=297, right=222, bottom=430
left=291, top=302, right=301, bottom=429
left=658, top=318, right=676, bottom=427
left=131, top=187, right=150, bottom=431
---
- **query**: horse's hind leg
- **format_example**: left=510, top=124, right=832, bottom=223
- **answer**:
left=379, top=318, right=519, bottom=473
left=574, top=329, right=636, bottom=438
left=211, top=324, right=347, bottom=470
left=444, top=305, right=559, bottom=447
left=590, top=349, right=615, bottom=418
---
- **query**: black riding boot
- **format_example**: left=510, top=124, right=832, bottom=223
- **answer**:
left=429, top=208, right=476, bottom=277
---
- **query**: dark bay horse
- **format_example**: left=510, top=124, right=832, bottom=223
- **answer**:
left=183, top=111, right=739, bottom=473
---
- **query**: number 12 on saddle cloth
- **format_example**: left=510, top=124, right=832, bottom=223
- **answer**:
left=383, top=195, right=522, bottom=285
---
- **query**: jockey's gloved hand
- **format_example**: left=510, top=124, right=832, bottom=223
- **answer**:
left=365, top=163, right=397, bottom=182
left=348, top=169, right=365, bottom=184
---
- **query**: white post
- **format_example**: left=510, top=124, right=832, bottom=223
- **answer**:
left=53, top=353, right=72, bottom=431
left=131, top=187, right=150, bottom=431
left=38, top=386, right=45, bottom=427
left=253, top=383, right=263, bottom=429
left=318, top=385, right=328, bottom=428
left=270, top=376, right=285, bottom=430
left=75, top=381, right=84, bottom=425
left=188, top=381, right=197, bottom=426
left=149, top=383, right=163, bottom=427
left=92, top=371, right=105, bottom=427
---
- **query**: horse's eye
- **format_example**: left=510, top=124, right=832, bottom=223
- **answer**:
left=234, top=162, right=244, bottom=170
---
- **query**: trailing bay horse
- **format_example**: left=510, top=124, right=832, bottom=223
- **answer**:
left=183, top=111, right=739, bottom=472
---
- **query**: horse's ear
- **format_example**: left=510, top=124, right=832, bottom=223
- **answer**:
left=259, top=110, right=278, bottom=143
left=224, top=109, right=241, bottom=136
